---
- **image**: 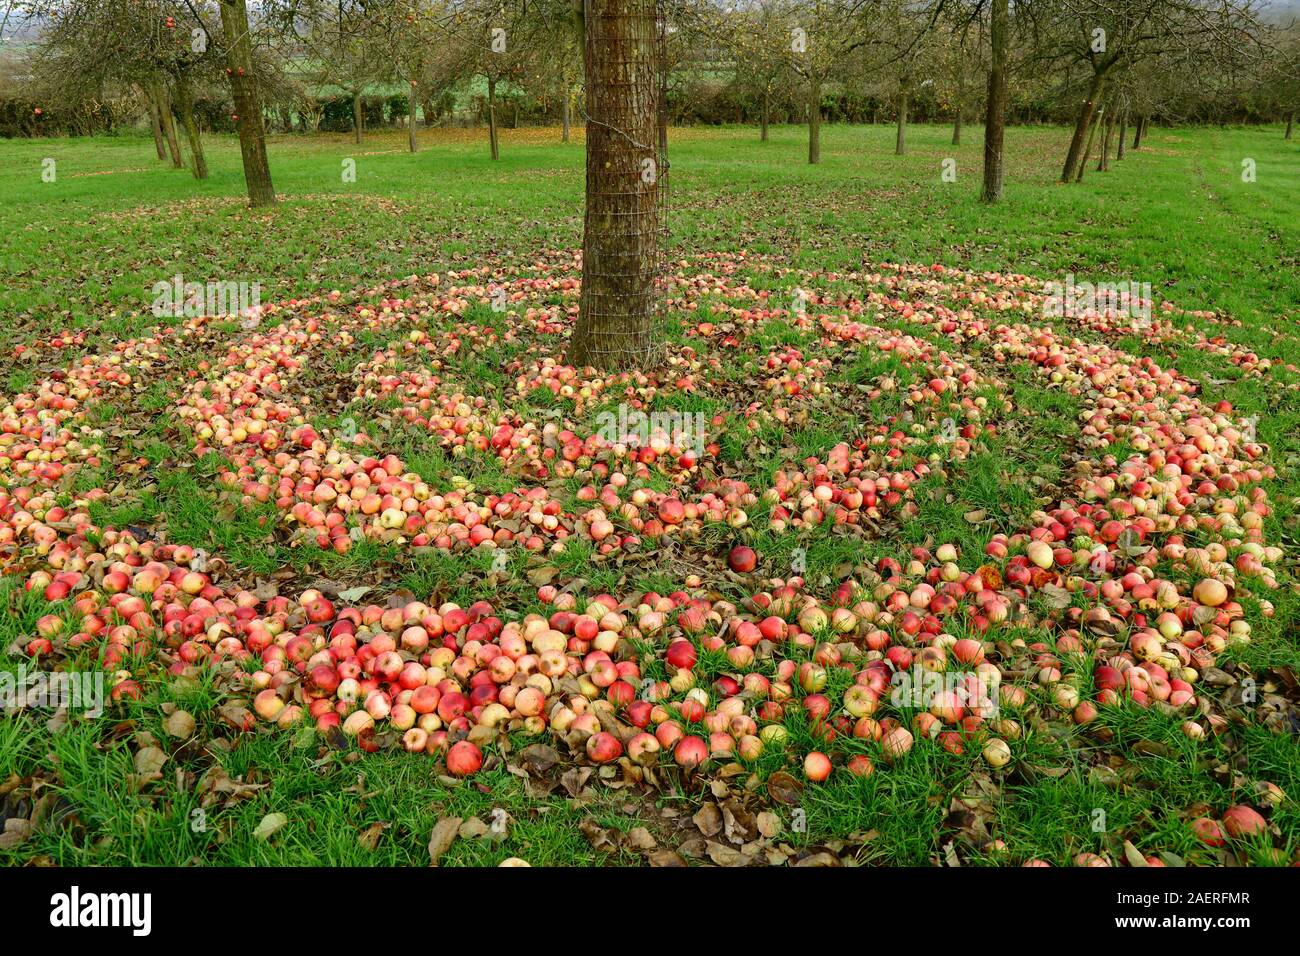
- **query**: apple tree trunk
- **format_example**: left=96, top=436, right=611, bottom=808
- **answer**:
left=808, top=76, right=821, bottom=164
left=152, top=77, right=184, bottom=168
left=980, top=0, right=1008, bottom=203
left=146, top=88, right=167, bottom=160
left=219, top=0, right=276, bottom=206
left=1061, top=70, right=1107, bottom=182
left=408, top=81, right=419, bottom=152
left=173, top=73, right=208, bottom=180
left=570, top=0, right=661, bottom=371
left=487, top=75, right=500, bottom=160
left=895, top=86, right=908, bottom=155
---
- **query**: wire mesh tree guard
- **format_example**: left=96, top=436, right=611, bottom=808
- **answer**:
left=569, top=0, right=670, bottom=372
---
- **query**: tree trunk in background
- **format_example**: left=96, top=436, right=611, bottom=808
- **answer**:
left=895, top=85, right=908, bottom=155
left=408, top=81, right=419, bottom=152
left=352, top=91, right=363, bottom=144
left=146, top=89, right=167, bottom=160
left=1285, top=111, right=1293, bottom=139
left=218, top=0, right=276, bottom=206
left=153, top=78, right=183, bottom=168
left=1117, top=109, right=1127, bottom=160
left=570, top=0, right=660, bottom=371
left=562, top=81, right=571, bottom=142
left=1096, top=106, right=1113, bottom=171
left=173, top=73, right=208, bottom=180
left=761, top=90, right=769, bottom=141
left=487, top=75, right=500, bottom=160
left=808, top=76, right=821, bottom=164
left=1076, top=108, right=1102, bottom=182
left=981, top=0, right=1008, bottom=203
left=1133, top=115, right=1144, bottom=149
left=952, top=73, right=964, bottom=146
left=1061, top=69, right=1107, bottom=182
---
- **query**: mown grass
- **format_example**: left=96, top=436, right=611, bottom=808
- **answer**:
left=1, top=123, right=1295, bottom=351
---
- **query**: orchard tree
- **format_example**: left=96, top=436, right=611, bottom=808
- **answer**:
left=933, top=5, right=986, bottom=146
left=538, top=0, right=583, bottom=143
left=1042, top=0, right=1270, bottom=183
left=729, top=0, right=797, bottom=141
left=451, top=0, right=545, bottom=160
left=371, top=0, right=460, bottom=152
left=30, top=0, right=199, bottom=168
left=788, top=0, right=868, bottom=164
left=1254, top=20, right=1299, bottom=137
left=277, top=0, right=391, bottom=145
left=868, top=0, right=946, bottom=156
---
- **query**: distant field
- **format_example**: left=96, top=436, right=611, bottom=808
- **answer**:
left=1, top=123, right=1295, bottom=348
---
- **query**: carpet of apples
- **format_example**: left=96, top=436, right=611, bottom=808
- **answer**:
left=5, top=251, right=1296, bottom=863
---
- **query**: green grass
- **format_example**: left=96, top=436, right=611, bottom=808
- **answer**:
left=2, top=123, right=1295, bottom=350
left=1, top=122, right=1298, bottom=868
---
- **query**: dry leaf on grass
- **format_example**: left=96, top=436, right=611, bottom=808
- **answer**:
left=253, top=812, right=288, bottom=842
left=163, top=710, right=196, bottom=738
left=357, top=822, right=388, bottom=851
left=692, top=802, right=722, bottom=837
left=427, top=817, right=462, bottom=866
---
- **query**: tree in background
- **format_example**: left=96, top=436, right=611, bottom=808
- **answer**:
left=729, top=0, right=796, bottom=142
left=981, top=0, right=1009, bottom=200
left=787, top=0, right=868, bottom=164
left=1036, top=0, right=1271, bottom=183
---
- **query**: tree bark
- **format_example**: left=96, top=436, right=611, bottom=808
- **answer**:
left=895, top=85, right=908, bottom=155
left=218, top=0, right=276, bottom=206
left=352, top=90, right=363, bottom=144
left=1133, top=115, right=1144, bottom=149
left=570, top=0, right=660, bottom=371
left=1285, top=111, right=1293, bottom=139
left=808, top=76, right=821, bottom=164
left=1076, top=107, right=1102, bottom=182
left=980, top=0, right=1008, bottom=203
left=173, top=73, right=208, bottom=180
left=1061, top=69, right=1107, bottom=182
left=152, top=77, right=184, bottom=168
left=952, top=72, right=964, bottom=146
left=1096, top=105, right=1113, bottom=172
left=761, top=89, right=769, bottom=141
left=146, top=87, right=167, bottom=160
left=1117, top=109, right=1127, bottom=160
left=487, top=75, right=500, bottom=160
left=562, top=81, right=571, bottom=142
left=408, top=81, right=419, bottom=152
